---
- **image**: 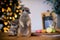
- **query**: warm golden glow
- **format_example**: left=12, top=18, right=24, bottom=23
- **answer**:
left=2, top=8, right=5, bottom=12
left=12, top=17, right=15, bottom=21
left=7, top=26, right=10, bottom=28
left=3, top=27, right=9, bottom=33
left=19, top=10, right=22, bottom=13
left=6, top=9, right=8, bottom=12
left=10, top=17, right=12, bottom=19
left=0, top=0, right=22, bottom=32
left=10, top=2, right=12, bottom=6
left=14, top=14, right=17, bottom=18
left=16, top=6, right=21, bottom=9
left=16, top=10, right=19, bottom=13
left=7, top=7, right=11, bottom=12
left=4, top=22, right=8, bottom=25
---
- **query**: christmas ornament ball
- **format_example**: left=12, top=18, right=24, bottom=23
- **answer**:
left=42, top=29, right=46, bottom=33
left=46, top=27, right=53, bottom=33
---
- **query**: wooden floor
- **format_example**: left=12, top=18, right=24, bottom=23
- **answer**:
left=0, top=36, right=60, bottom=40
left=0, top=33, right=60, bottom=40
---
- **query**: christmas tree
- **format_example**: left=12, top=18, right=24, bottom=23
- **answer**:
left=46, top=0, right=60, bottom=14
left=0, top=0, right=22, bottom=32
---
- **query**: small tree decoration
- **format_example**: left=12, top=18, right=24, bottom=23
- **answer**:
left=0, top=0, right=22, bottom=32
left=46, top=0, right=60, bottom=14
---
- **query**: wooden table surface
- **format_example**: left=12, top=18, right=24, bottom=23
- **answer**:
left=0, top=32, right=60, bottom=40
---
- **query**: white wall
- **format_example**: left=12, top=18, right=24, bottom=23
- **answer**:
left=21, top=0, right=53, bottom=32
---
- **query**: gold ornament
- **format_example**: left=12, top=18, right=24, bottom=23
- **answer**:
left=16, top=10, right=19, bottom=13
left=42, top=29, right=46, bottom=33
left=7, top=7, right=11, bottom=12
left=7, top=26, right=10, bottom=29
left=6, top=9, right=8, bottom=12
left=4, top=22, right=8, bottom=25
left=10, top=2, right=12, bottom=6
left=3, top=27, right=9, bottom=33
left=12, top=17, right=15, bottom=21
left=2, top=8, right=5, bottom=12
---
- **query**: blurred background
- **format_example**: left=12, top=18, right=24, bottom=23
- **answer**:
left=21, top=0, right=54, bottom=32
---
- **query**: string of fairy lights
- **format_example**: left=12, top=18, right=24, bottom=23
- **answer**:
left=0, top=0, right=23, bottom=32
